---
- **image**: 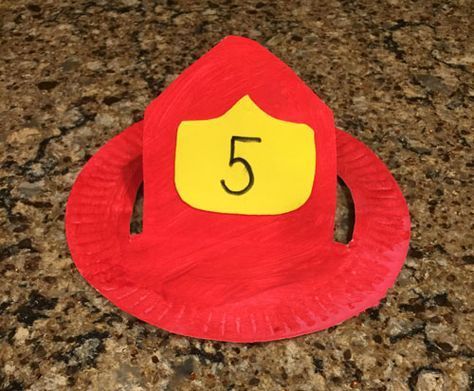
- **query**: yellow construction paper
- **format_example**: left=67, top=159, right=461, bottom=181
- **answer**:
left=175, top=96, right=316, bottom=215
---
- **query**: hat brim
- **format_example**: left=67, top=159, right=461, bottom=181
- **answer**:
left=66, top=121, right=410, bottom=342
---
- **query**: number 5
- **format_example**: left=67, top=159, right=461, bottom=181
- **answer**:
left=221, top=136, right=262, bottom=195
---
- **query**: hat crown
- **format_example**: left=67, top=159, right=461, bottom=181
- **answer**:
left=141, top=36, right=337, bottom=247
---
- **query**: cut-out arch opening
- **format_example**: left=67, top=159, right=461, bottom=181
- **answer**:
left=333, top=177, right=355, bottom=244
left=130, top=183, right=143, bottom=234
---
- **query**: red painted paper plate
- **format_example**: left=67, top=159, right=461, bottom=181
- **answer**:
left=66, top=36, right=410, bottom=342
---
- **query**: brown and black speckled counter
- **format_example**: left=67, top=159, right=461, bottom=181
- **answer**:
left=0, top=1, right=472, bottom=390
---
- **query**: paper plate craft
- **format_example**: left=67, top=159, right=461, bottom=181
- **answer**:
left=66, top=36, right=410, bottom=342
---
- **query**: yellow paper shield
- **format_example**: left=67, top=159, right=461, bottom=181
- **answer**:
left=175, top=96, right=316, bottom=215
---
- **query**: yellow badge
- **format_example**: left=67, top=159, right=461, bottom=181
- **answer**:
left=175, top=96, right=316, bottom=215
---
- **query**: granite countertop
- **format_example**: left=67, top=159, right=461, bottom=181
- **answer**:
left=0, top=0, right=472, bottom=390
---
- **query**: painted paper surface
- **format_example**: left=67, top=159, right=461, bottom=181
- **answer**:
left=66, top=36, right=410, bottom=342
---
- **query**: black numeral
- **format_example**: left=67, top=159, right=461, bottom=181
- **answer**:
left=221, top=136, right=262, bottom=195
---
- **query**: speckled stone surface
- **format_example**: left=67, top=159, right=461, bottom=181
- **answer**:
left=0, top=1, right=473, bottom=390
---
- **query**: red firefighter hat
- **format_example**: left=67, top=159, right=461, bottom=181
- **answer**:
left=66, top=36, right=410, bottom=342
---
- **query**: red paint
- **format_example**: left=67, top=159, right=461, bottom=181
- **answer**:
left=66, top=37, right=410, bottom=342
